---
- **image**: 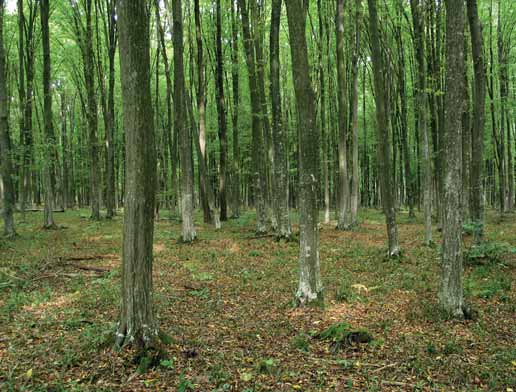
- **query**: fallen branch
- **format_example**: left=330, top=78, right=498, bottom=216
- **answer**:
left=381, top=380, right=416, bottom=388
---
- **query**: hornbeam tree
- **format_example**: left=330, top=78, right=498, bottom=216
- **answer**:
left=116, top=0, right=159, bottom=350
left=286, top=0, right=323, bottom=305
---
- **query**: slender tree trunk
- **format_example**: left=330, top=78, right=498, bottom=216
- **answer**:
left=230, top=0, right=240, bottom=218
left=286, top=0, right=323, bottom=305
left=168, top=0, right=196, bottom=242
left=0, top=0, right=16, bottom=237
left=410, top=0, right=432, bottom=244
left=336, top=0, right=350, bottom=230
left=215, top=0, right=228, bottom=221
left=367, top=0, right=400, bottom=256
left=40, top=0, right=57, bottom=229
left=116, top=0, right=158, bottom=350
left=60, top=92, right=70, bottom=209
left=466, top=0, right=485, bottom=243
left=270, top=0, right=291, bottom=239
left=350, top=0, right=361, bottom=227
left=439, top=0, right=465, bottom=319
left=238, top=0, right=267, bottom=234
left=497, top=1, right=508, bottom=213
left=192, top=0, right=211, bottom=224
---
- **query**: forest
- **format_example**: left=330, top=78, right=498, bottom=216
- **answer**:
left=0, top=0, right=515, bottom=390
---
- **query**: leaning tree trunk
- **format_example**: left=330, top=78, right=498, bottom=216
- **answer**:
left=466, top=0, right=486, bottom=243
left=0, top=0, right=16, bottom=237
left=168, top=0, right=196, bottom=242
left=40, top=0, right=57, bottom=229
left=367, top=0, right=400, bottom=256
left=286, top=0, right=323, bottom=305
left=336, top=0, right=351, bottom=230
left=116, top=0, right=158, bottom=350
left=439, top=0, right=465, bottom=319
left=270, top=0, right=291, bottom=240
left=410, top=0, right=432, bottom=245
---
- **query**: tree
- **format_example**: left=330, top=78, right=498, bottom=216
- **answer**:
left=71, top=0, right=101, bottom=220
left=0, top=0, right=16, bottom=237
left=215, top=0, right=228, bottom=221
left=367, top=0, right=400, bottom=256
left=336, top=0, right=351, bottom=231
left=286, top=0, right=323, bottom=305
left=410, top=0, right=432, bottom=245
left=270, top=0, right=291, bottom=240
left=439, top=0, right=465, bottom=319
left=238, top=0, right=267, bottom=234
left=167, top=0, right=196, bottom=242
left=116, top=0, right=158, bottom=350
left=466, top=0, right=486, bottom=243
left=41, top=0, right=57, bottom=229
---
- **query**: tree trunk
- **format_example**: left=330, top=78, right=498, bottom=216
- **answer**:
left=168, top=0, right=196, bottom=242
left=230, top=0, right=240, bottom=218
left=367, top=0, right=400, bottom=256
left=270, top=0, right=291, bottom=239
left=336, top=0, right=351, bottom=230
left=40, top=0, right=57, bottom=229
left=215, top=0, right=228, bottom=222
left=238, top=0, right=267, bottom=234
left=466, top=0, right=486, bottom=243
left=286, top=0, right=323, bottom=305
left=410, top=0, right=432, bottom=245
left=350, top=0, right=361, bottom=227
left=0, top=0, right=16, bottom=237
left=439, top=0, right=465, bottom=319
left=116, top=0, right=158, bottom=350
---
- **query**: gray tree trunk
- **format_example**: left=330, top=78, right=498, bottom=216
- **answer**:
left=40, top=0, right=57, bottom=229
left=466, top=0, right=486, bottom=243
left=439, top=0, right=465, bottom=319
left=116, top=0, right=158, bottom=349
left=367, top=0, right=400, bottom=256
left=350, top=0, right=361, bottom=227
left=239, top=0, right=267, bottom=234
left=410, top=0, right=432, bottom=245
left=0, top=0, right=16, bottom=237
left=286, top=0, right=323, bottom=305
left=168, top=0, right=196, bottom=242
left=270, top=0, right=291, bottom=240
left=336, top=0, right=351, bottom=231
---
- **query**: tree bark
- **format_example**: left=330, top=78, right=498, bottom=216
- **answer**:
left=466, top=0, right=486, bottom=243
left=350, top=0, right=361, bottom=227
left=336, top=0, right=351, bottom=230
left=410, top=0, right=432, bottom=245
left=0, top=0, right=16, bottom=237
left=270, top=0, right=291, bottom=239
left=286, top=0, right=323, bottom=305
left=367, top=0, right=400, bottom=256
left=116, top=0, right=158, bottom=350
left=215, top=0, right=228, bottom=221
left=238, top=0, right=267, bottom=234
left=40, top=0, right=57, bottom=229
left=230, top=0, right=240, bottom=218
left=439, top=0, right=465, bottom=319
left=168, top=0, right=196, bottom=242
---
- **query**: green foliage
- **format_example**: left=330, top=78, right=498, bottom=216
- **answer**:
left=291, top=333, right=310, bottom=353
left=465, top=266, right=511, bottom=299
left=177, top=373, right=194, bottom=392
left=316, top=322, right=373, bottom=353
left=463, top=221, right=484, bottom=237
left=465, top=241, right=516, bottom=264
left=256, top=358, right=278, bottom=375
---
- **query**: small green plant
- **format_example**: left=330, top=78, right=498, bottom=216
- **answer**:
left=316, top=322, right=373, bottom=352
left=160, top=359, right=175, bottom=369
left=291, top=333, right=310, bottom=353
left=177, top=373, right=194, bottom=392
left=463, top=221, right=483, bottom=237
left=256, top=358, right=278, bottom=375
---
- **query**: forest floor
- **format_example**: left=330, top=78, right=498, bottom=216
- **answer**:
left=0, top=208, right=515, bottom=391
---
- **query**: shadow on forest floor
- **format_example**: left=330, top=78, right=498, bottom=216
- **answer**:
left=0, top=208, right=515, bottom=391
